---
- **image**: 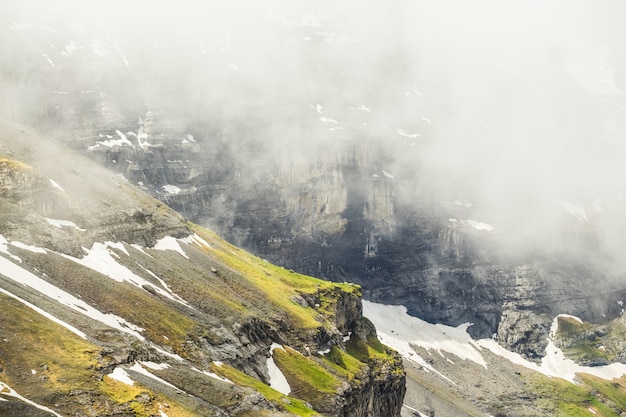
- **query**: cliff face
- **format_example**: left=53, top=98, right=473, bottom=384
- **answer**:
left=0, top=123, right=405, bottom=417
left=4, top=0, right=626, bottom=366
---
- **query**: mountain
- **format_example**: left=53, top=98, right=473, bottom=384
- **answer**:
left=0, top=120, right=404, bottom=416
left=4, top=1, right=626, bottom=415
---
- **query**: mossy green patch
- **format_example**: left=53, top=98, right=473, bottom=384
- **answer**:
left=211, top=364, right=319, bottom=417
left=191, top=225, right=360, bottom=330
left=526, top=373, right=620, bottom=417
left=100, top=376, right=199, bottom=417
left=322, top=345, right=366, bottom=379
left=346, top=335, right=390, bottom=363
left=578, top=374, right=626, bottom=411
left=0, top=293, right=100, bottom=398
left=272, top=346, right=340, bottom=407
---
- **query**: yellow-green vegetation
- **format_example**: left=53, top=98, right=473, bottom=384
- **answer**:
left=100, top=376, right=197, bottom=417
left=578, top=374, right=626, bottom=411
left=0, top=293, right=100, bottom=398
left=191, top=225, right=360, bottom=329
left=322, top=346, right=365, bottom=379
left=526, top=373, right=621, bottom=417
left=40, top=253, right=200, bottom=358
left=346, top=335, right=391, bottom=363
left=0, top=156, right=33, bottom=172
left=211, top=363, right=320, bottom=417
left=273, top=346, right=340, bottom=404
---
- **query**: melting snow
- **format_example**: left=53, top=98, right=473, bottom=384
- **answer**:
left=539, top=315, right=626, bottom=382
left=267, top=343, right=291, bottom=395
left=0, top=235, right=21, bottom=262
left=382, top=170, right=394, bottom=179
left=0, top=286, right=86, bottom=339
left=365, top=301, right=626, bottom=385
left=154, top=236, right=189, bottom=259
left=140, top=361, right=169, bottom=371
left=45, top=218, right=85, bottom=231
left=88, top=130, right=134, bottom=150
left=162, top=184, right=181, bottom=195
left=557, top=201, right=589, bottom=222
left=396, top=129, right=421, bottom=139
left=108, top=367, right=134, bottom=385
left=0, top=253, right=144, bottom=339
left=363, top=301, right=487, bottom=370
left=49, top=179, right=65, bottom=192
left=130, top=363, right=183, bottom=391
left=467, top=220, right=494, bottom=231
left=64, top=241, right=188, bottom=305
left=180, top=233, right=212, bottom=250
left=192, top=366, right=234, bottom=384
left=0, top=381, right=64, bottom=417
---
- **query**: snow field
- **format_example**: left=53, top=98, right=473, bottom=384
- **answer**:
left=363, top=301, right=626, bottom=385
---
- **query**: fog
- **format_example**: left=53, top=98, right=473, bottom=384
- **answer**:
left=2, top=0, right=626, bottom=266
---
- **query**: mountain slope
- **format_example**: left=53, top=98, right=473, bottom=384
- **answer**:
left=0, top=120, right=405, bottom=417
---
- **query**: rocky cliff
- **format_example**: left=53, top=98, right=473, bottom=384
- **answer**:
left=4, top=0, right=626, bottom=366
left=0, top=121, right=405, bottom=416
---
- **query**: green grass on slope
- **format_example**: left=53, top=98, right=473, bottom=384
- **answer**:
left=0, top=293, right=198, bottom=417
left=191, top=225, right=360, bottom=330
left=211, top=363, right=320, bottom=417
left=526, top=373, right=622, bottom=417
left=578, top=374, right=626, bottom=412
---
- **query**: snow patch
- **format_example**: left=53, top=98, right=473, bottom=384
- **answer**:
left=363, top=301, right=487, bottom=371
left=192, top=366, right=234, bottom=384
left=267, top=343, right=291, bottom=395
left=140, top=362, right=169, bottom=371
left=129, top=363, right=182, bottom=391
left=64, top=241, right=189, bottom=305
left=365, top=301, right=626, bottom=383
left=0, top=235, right=22, bottom=262
left=534, top=314, right=626, bottom=382
left=45, top=218, right=85, bottom=231
left=108, top=367, right=134, bottom=385
left=154, top=236, right=189, bottom=259
left=88, top=130, right=134, bottom=150
left=382, top=170, right=394, bottom=179
left=0, top=381, right=64, bottom=417
left=0, top=253, right=144, bottom=339
left=162, top=184, right=181, bottom=195
left=396, top=129, right=421, bottom=139
left=0, top=287, right=86, bottom=338
left=319, top=117, right=338, bottom=124
left=179, top=233, right=212, bottom=250
left=467, top=220, right=494, bottom=231
left=49, top=179, right=65, bottom=192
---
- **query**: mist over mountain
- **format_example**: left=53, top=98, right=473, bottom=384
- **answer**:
left=3, top=1, right=626, bottom=415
